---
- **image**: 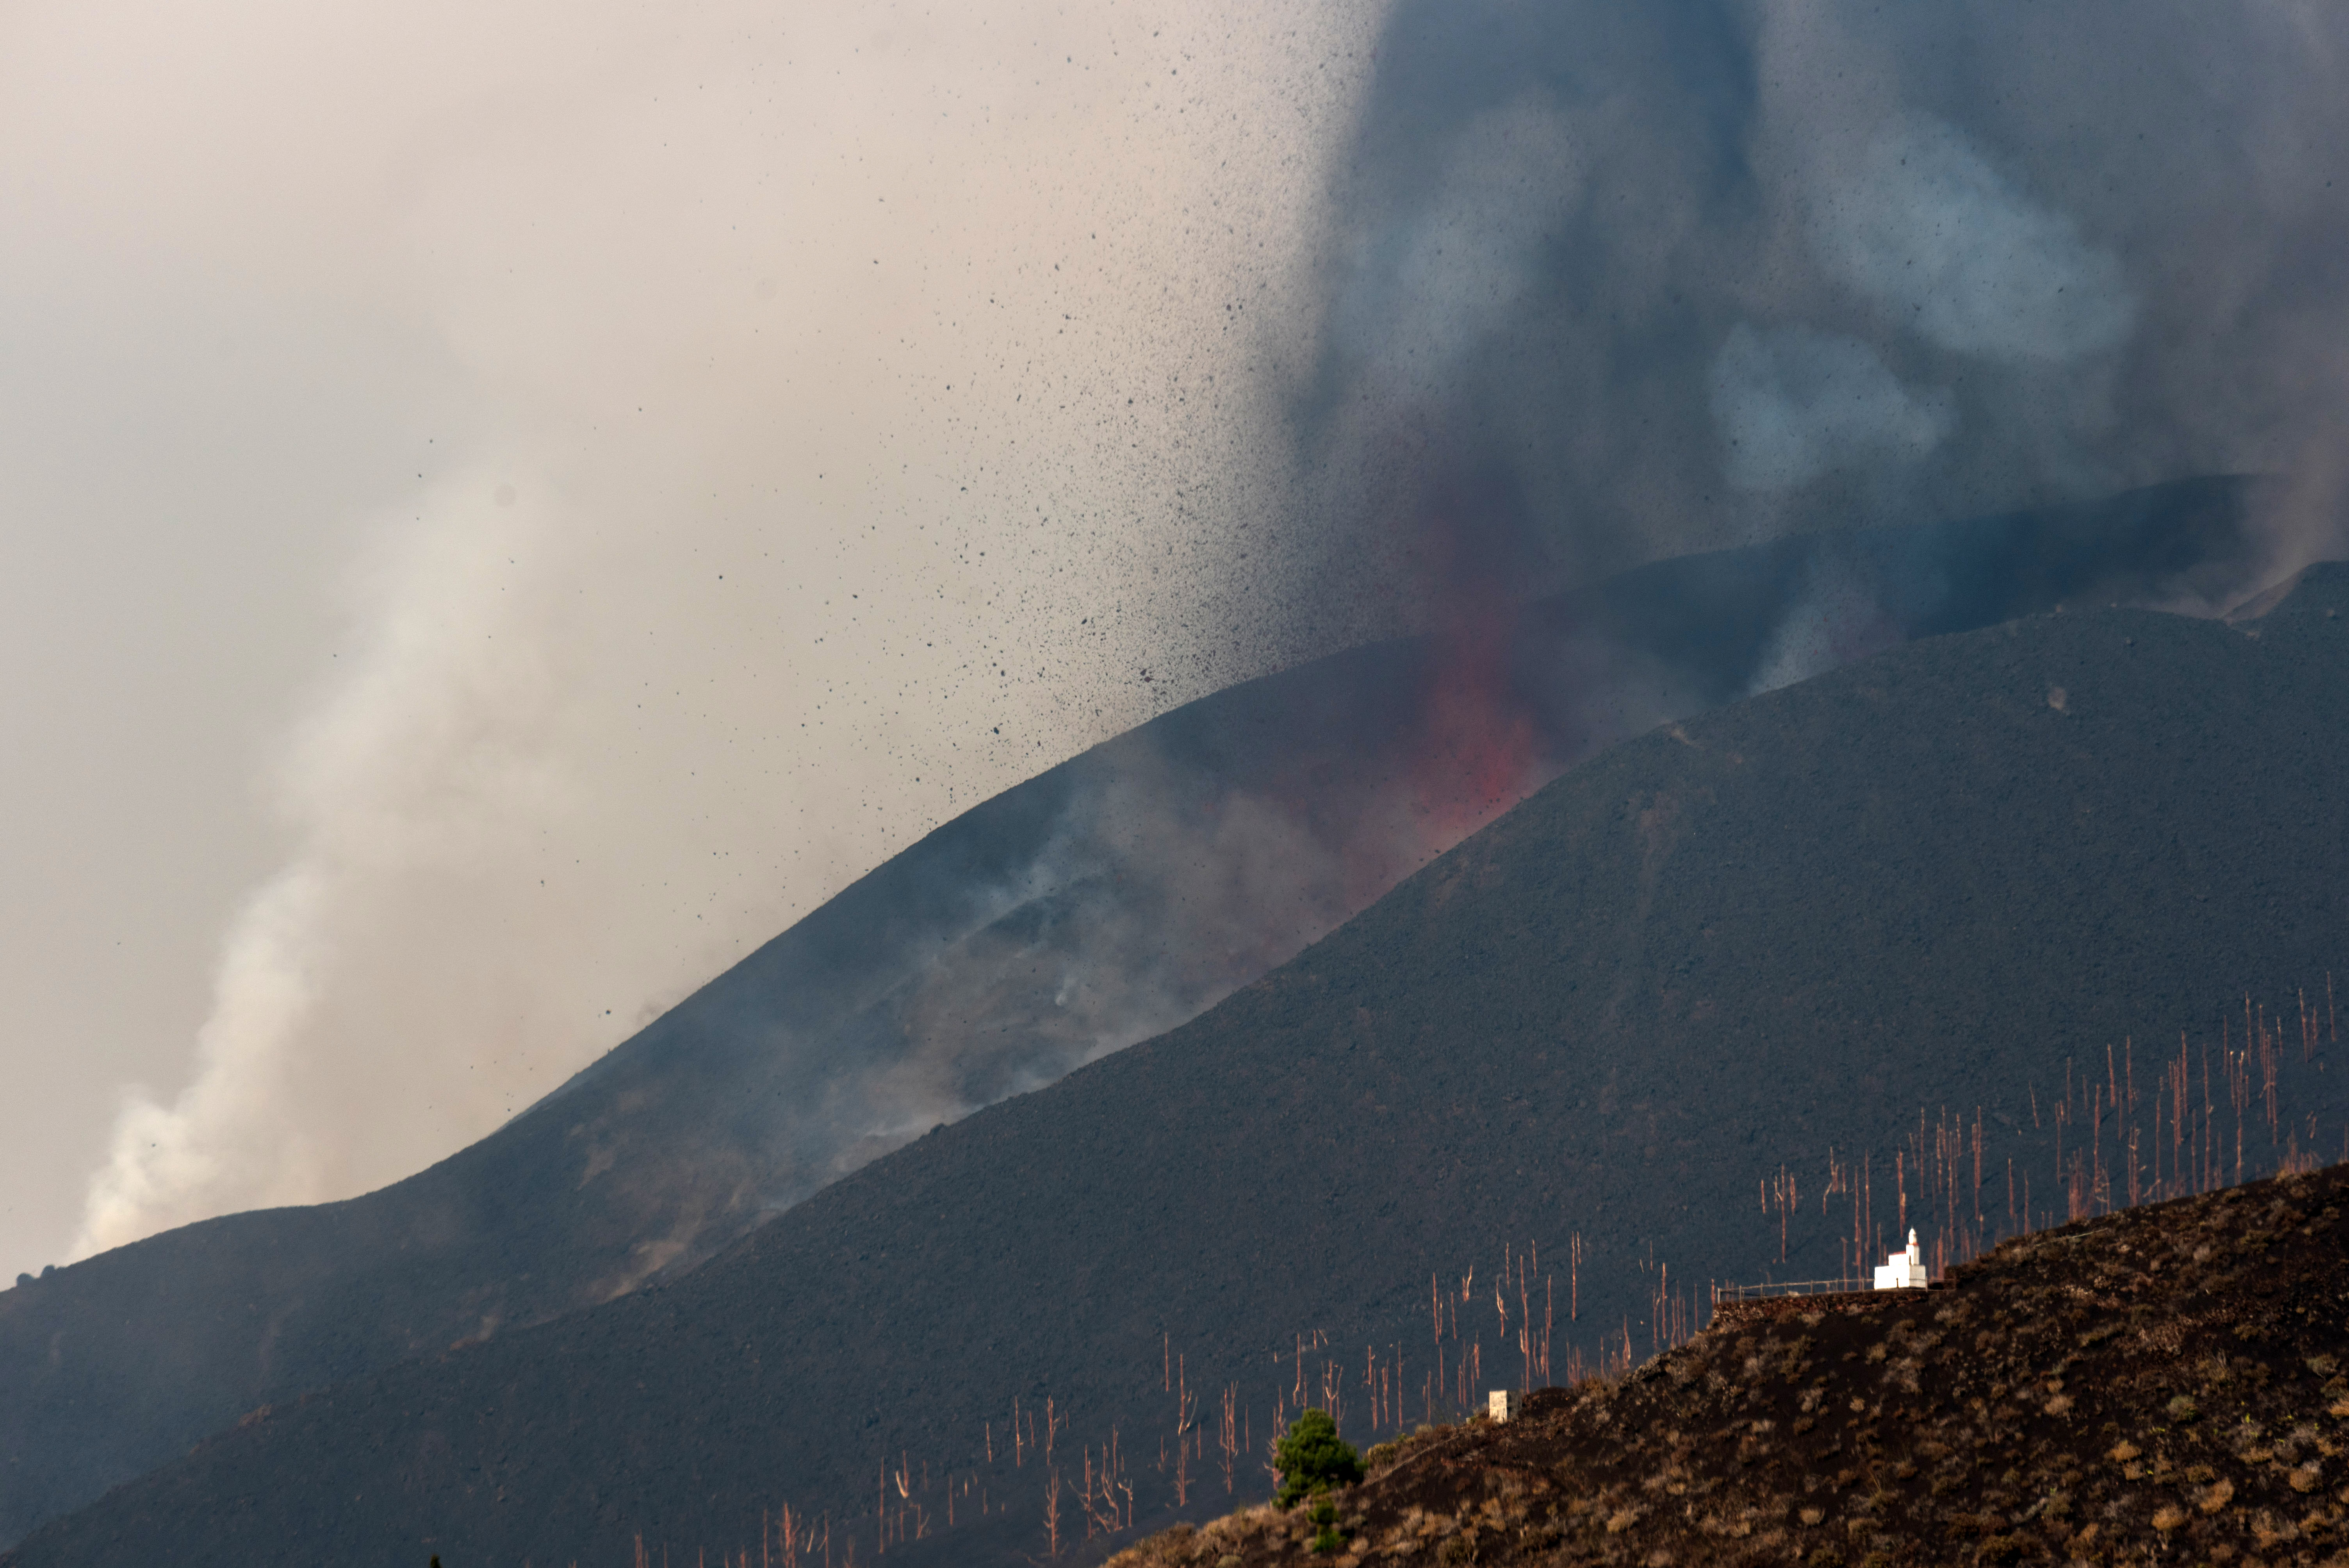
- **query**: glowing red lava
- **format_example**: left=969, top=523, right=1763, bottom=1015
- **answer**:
left=1408, top=601, right=1542, bottom=858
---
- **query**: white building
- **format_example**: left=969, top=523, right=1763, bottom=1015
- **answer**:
left=1872, top=1229, right=1926, bottom=1290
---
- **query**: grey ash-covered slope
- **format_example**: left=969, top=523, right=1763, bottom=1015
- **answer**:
left=0, top=479, right=2260, bottom=1551
left=10, top=560, right=2347, bottom=1568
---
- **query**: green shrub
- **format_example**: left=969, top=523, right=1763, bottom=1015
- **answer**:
left=1274, top=1408, right=1365, bottom=1507
left=1308, top=1496, right=1347, bottom=1554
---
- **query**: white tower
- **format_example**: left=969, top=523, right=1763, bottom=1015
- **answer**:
left=1872, top=1229, right=1925, bottom=1290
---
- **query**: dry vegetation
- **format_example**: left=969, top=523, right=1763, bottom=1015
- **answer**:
left=1106, top=1161, right=2349, bottom=1567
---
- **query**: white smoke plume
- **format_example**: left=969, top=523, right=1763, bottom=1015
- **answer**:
left=60, top=0, right=1376, bottom=1258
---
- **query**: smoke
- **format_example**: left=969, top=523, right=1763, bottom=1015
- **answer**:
left=1328, top=98, right=1588, bottom=410
left=50, top=0, right=2349, bottom=1263
left=1811, top=115, right=2137, bottom=367
left=853, top=766, right=1382, bottom=1159
left=78, top=486, right=588, bottom=1242
left=1710, top=325, right=1954, bottom=493
left=560, top=634, right=1538, bottom=1248
left=1300, top=0, right=2349, bottom=613
left=59, top=0, right=1377, bottom=1258
left=1741, top=549, right=1905, bottom=696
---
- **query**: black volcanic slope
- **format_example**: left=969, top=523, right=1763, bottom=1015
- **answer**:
left=10, top=563, right=2346, bottom=1568
left=0, top=479, right=2264, bottom=1549
left=1128, top=1160, right=2349, bottom=1568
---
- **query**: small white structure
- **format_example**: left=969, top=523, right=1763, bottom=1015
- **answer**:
left=1488, top=1390, right=1521, bottom=1422
left=1872, top=1229, right=1927, bottom=1290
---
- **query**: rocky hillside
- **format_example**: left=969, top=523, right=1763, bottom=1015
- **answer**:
left=1120, top=1159, right=2349, bottom=1567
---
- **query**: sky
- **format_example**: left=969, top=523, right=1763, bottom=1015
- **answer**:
left=0, top=0, right=1378, bottom=1279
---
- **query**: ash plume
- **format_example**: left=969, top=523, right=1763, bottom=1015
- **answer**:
left=1299, top=0, right=2349, bottom=636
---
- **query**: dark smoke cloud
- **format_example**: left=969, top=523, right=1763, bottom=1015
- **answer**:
left=1294, top=0, right=2349, bottom=631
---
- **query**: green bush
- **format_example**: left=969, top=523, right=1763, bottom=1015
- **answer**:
left=1274, top=1408, right=1365, bottom=1507
left=1308, top=1497, right=1346, bottom=1554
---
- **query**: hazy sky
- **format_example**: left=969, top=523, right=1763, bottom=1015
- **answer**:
left=0, top=0, right=1376, bottom=1278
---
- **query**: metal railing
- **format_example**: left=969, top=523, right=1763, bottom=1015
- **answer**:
left=1710, top=1277, right=1866, bottom=1305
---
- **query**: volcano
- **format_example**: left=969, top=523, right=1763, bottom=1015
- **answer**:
left=5, top=540, right=2342, bottom=1568
left=0, top=477, right=2288, bottom=1550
